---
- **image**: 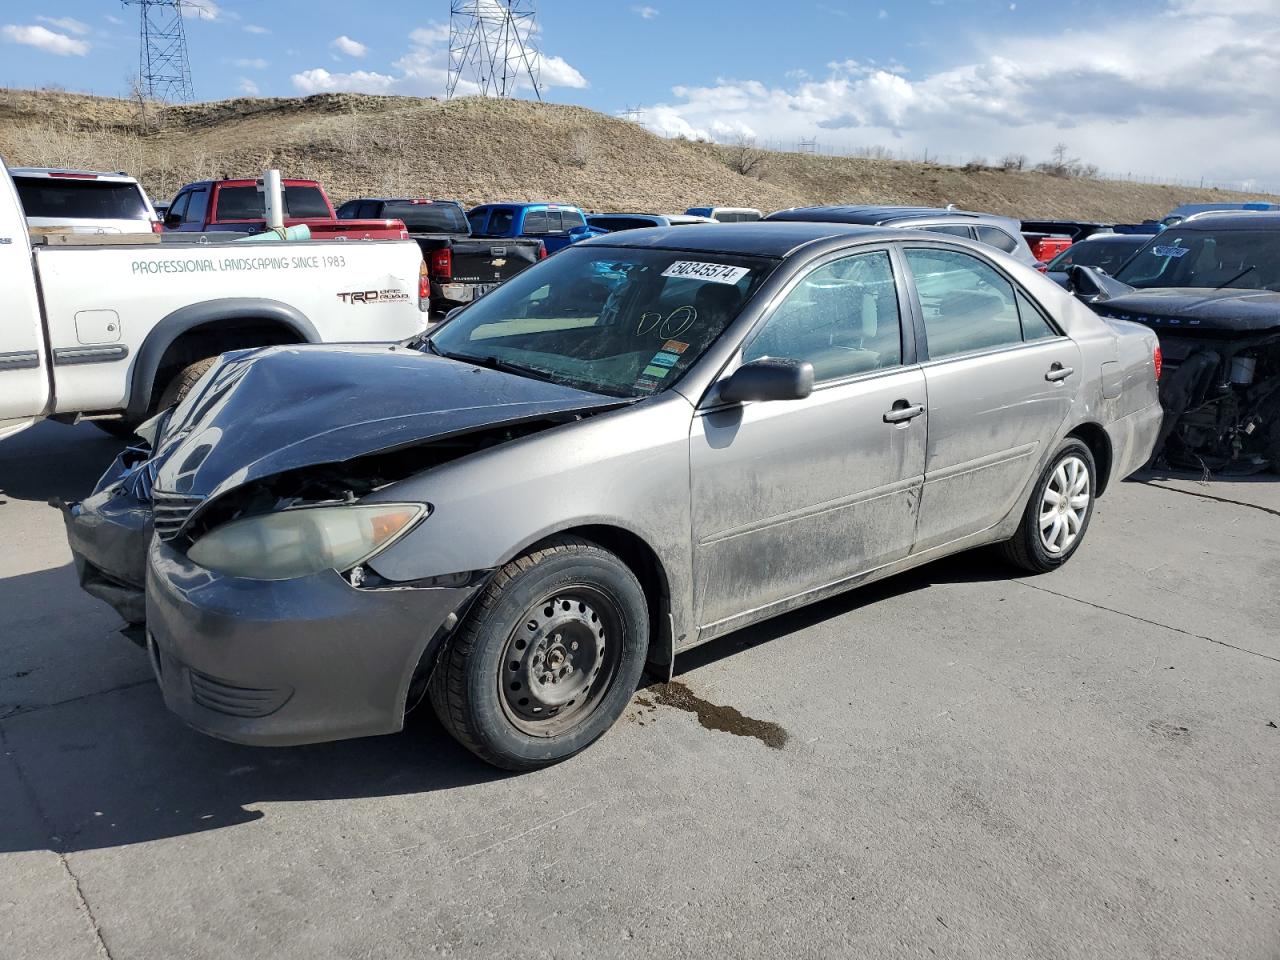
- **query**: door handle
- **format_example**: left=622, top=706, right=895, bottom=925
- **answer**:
left=1045, top=363, right=1075, bottom=382
left=883, top=400, right=925, bottom=424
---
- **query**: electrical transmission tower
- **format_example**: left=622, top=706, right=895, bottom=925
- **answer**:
left=122, top=0, right=195, bottom=103
left=447, top=1, right=542, bottom=101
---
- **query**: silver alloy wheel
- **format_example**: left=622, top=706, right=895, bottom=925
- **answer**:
left=1039, top=454, right=1091, bottom=555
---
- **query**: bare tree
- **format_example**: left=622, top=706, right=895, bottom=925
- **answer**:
left=724, top=134, right=768, bottom=178
left=1000, top=153, right=1028, bottom=172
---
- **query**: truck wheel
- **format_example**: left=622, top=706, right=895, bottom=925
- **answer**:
left=429, top=537, right=649, bottom=770
left=999, top=438, right=1096, bottom=573
left=156, top=357, right=217, bottom=412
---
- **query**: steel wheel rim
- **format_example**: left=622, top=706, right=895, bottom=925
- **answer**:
left=1039, top=454, right=1091, bottom=555
left=498, top=586, right=622, bottom=738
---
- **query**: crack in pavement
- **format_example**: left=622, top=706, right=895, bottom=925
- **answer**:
left=0, top=679, right=153, bottom=722
left=0, top=726, right=114, bottom=959
left=1138, top=480, right=1280, bottom=520
left=1013, top=580, right=1280, bottom=665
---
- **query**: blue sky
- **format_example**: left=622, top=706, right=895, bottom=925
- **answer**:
left=2, top=0, right=1278, bottom=187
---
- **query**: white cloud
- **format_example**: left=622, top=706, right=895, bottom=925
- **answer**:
left=291, top=67, right=396, bottom=94
left=1, top=24, right=89, bottom=56
left=641, top=0, right=1280, bottom=185
left=632, top=5, right=659, bottom=18
left=292, top=20, right=586, bottom=97
left=104, top=14, right=123, bottom=26
left=235, top=57, right=268, bottom=69
left=238, top=77, right=260, bottom=96
left=331, top=35, right=367, bottom=57
left=244, top=24, right=270, bottom=35
left=36, top=16, right=89, bottom=35
left=182, top=1, right=223, bottom=21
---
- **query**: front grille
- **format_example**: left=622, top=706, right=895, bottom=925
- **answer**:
left=152, top=490, right=204, bottom=540
left=189, top=669, right=291, bottom=718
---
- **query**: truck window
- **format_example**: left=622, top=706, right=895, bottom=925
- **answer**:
left=467, top=209, right=489, bottom=233
left=335, top=200, right=360, bottom=218
left=14, top=177, right=150, bottom=220
left=562, top=209, right=586, bottom=229
left=357, top=201, right=380, bottom=219
left=382, top=201, right=469, bottom=233
left=215, top=186, right=266, bottom=220
left=283, top=186, right=331, bottom=217
left=524, top=210, right=551, bottom=235
left=183, top=188, right=209, bottom=225
left=166, top=191, right=191, bottom=223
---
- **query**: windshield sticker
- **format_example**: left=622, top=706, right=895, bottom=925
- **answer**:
left=642, top=364, right=669, bottom=378
left=650, top=351, right=680, bottom=368
left=1152, top=245, right=1190, bottom=258
left=663, top=340, right=689, bottom=354
left=661, top=261, right=751, bottom=285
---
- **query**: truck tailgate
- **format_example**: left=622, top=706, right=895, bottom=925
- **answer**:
left=444, top=239, right=541, bottom=284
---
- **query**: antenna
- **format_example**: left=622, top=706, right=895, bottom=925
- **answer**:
left=447, top=1, right=543, bottom=101
left=122, top=0, right=195, bottom=104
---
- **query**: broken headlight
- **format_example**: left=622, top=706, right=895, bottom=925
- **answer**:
left=187, top=503, right=427, bottom=581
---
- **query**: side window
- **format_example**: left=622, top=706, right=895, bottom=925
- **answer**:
left=912, top=223, right=972, bottom=239
left=467, top=209, right=489, bottom=234
left=1016, top=290, right=1059, bottom=341
left=524, top=210, right=550, bottom=235
left=977, top=225, right=1020, bottom=254
left=167, top=191, right=190, bottom=223
left=904, top=248, right=1022, bottom=359
left=743, top=251, right=903, bottom=383
left=183, top=189, right=209, bottom=225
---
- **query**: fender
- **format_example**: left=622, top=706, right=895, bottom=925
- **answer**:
left=126, top=298, right=320, bottom=418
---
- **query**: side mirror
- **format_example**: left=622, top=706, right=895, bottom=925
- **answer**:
left=163, top=212, right=181, bottom=229
left=1066, top=264, right=1133, bottom=303
left=719, top=358, right=814, bottom=404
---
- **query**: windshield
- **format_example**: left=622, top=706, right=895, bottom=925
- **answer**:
left=427, top=245, right=775, bottom=398
left=15, top=177, right=149, bottom=220
left=1046, top=239, right=1142, bottom=273
left=383, top=200, right=468, bottom=233
left=1114, top=228, right=1280, bottom=291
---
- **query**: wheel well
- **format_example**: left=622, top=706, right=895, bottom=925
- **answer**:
left=149, top=319, right=303, bottom=408
left=545, top=525, right=674, bottom=679
left=1068, top=422, right=1113, bottom=496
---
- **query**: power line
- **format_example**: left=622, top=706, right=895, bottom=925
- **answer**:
left=447, top=1, right=542, bottom=101
left=122, top=0, right=195, bottom=104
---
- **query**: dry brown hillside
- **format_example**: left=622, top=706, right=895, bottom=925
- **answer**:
left=1, top=88, right=1272, bottom=221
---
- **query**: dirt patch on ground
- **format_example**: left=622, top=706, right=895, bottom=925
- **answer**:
left=642, top=682, right=789, bottom=749
left=1, top=88, right=1272, bottom=221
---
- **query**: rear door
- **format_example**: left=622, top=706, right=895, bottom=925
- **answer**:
left=902, top=244, right=1081, bottom=552
left=0, top=176, right=50, bottom=435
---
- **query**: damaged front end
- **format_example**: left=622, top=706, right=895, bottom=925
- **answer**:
left=56, top=343, right=625, bottom=626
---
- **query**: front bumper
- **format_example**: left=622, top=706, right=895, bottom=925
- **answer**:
left=146, top=538, right=481, bottom=746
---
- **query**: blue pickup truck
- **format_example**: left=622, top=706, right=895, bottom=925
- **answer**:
left=467, top=202, right=606, bottom=253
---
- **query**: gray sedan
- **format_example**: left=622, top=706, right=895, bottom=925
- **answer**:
left=64, top=222, right=1163, bottom=769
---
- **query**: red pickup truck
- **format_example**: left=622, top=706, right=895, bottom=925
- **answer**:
left=161, top=177, right=407, bottom=239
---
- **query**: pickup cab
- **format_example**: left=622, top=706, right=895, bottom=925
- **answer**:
left=466, top=202, right=605, bottom=253
left=164, top=178, right=408, bottom=240
left=338, top=197, right=544, bottom=312
left=0, top=160, right=431, bottom=442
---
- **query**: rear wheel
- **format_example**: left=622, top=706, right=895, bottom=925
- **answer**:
left=156, top=356, right=218, bottom=412
left=429, top=537, right=649, bottom=770
left=1000, top=438, right=1096, bottom=573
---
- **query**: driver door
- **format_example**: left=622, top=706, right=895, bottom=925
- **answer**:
left=689, top=249, right=928, bottom=636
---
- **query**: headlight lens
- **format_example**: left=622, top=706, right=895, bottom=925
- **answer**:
left=186, top=503, right=426, bottom=580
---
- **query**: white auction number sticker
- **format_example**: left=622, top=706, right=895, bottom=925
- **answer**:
left=661, top=261, right=751, bottom=285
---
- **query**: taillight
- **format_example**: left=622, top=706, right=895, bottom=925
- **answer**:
left=430, top=248, right=452, bottom=280
left=1153, top=344, right=1162, bottom=382
left=418, top=259, right=430, bottom=310
left=538, top=242, right=548, bottom=260
left=152, top=220, right=164, bottom=234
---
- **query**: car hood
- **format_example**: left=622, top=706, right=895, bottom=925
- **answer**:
left=153, top=344, right=621, bottom=501
left=1095, top=288, right=1280, bottom=334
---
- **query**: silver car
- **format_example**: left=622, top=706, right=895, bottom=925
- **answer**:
left=64, top=222, right=1162, bottom=769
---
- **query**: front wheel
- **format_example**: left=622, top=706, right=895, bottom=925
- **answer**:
left=429, top=537, right=649, bottom=770
left=1000, top=438, right=1096, bottom=573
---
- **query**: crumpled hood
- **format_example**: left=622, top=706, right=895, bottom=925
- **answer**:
left=1097, top=288, right=1280, bottom=334
left=153, top=344, right=618, bottom=500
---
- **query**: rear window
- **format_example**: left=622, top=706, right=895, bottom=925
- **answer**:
left=381, top=200, right=468, bottom=233
left=472, top=208, right=516, bottom=236
left=15, top=177, right=150, bottom=221
left=215, top=184, right=331, bottom=220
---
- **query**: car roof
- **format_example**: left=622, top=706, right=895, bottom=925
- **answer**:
left=352, top=197, right=460, bottom=204
left=578, top=221, right=916, bottom=258
left=1171, top=211, right=1280, bottom=230
left=9, top=167, right=139, bottom=183
left=1077, top=232, right=1148, bottom=243
left=1166, top=202, right=1280, bottom=217
left=768, top=204, right=1018, bottom=228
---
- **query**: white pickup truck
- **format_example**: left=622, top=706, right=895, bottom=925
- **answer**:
left=0, top=161, right=430, bottom=441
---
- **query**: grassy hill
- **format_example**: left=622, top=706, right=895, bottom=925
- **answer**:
left=0, top=88, right=1271, bottom=221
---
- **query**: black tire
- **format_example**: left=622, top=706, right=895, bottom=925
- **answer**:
left=156, top=357, right=217, bottom=412
left=429, top=537, right=649, bottom=770
left=1000, top=438, right=1097, bottom=573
